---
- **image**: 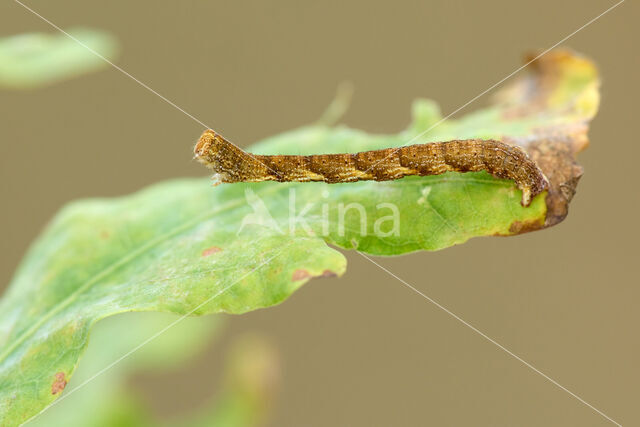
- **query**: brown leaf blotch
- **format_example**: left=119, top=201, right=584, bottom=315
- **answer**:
left=51, top=372, right=67, bottom=395
left=507, top=218, right=545, bottom=234
left=526, top=139, right=584, bottom=227
left=292, top=269, right=311, bottom=281
left=321, top=269, right=337, bottom=277
left=201, top=246, right=222, bottom=257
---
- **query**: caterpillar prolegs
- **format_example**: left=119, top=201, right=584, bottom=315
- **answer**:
left=194, top=130, right=548, bottom=207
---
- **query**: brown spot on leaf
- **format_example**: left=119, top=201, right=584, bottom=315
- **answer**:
left=507, top=217, right=546, bottom=235
left=99, top=230, right=110, bottom=240
left=51, top=372, right=67, bottom=394
left=292, top=269, right=311, bottom=281
left=201, top=246, right=222, bottom=257
left=321, top=269, right=337, bottom=277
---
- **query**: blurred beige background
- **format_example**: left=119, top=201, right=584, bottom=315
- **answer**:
left=1, top=0, right=638, bottom=426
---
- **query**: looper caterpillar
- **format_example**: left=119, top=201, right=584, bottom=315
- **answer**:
left=194, top=130, right=548, bottom=206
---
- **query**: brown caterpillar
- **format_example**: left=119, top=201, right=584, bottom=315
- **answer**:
left=194, top=130, right=548, bottom=206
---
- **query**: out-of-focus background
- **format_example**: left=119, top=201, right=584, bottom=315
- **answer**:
left=0, top=1, right=637, bottom=425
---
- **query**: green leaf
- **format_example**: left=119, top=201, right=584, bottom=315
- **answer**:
left=25, top=312, right=221, bottom=427
left=0, top=49, right=599, bottom=425
left=0, top=28, right=117, bottom=89
left=26, top=313, right=280, bottom=427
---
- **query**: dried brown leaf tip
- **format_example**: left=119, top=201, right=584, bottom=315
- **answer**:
left=500, top=49, right=600, bottom=227
left=194, top=131, right=548, bottom=207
